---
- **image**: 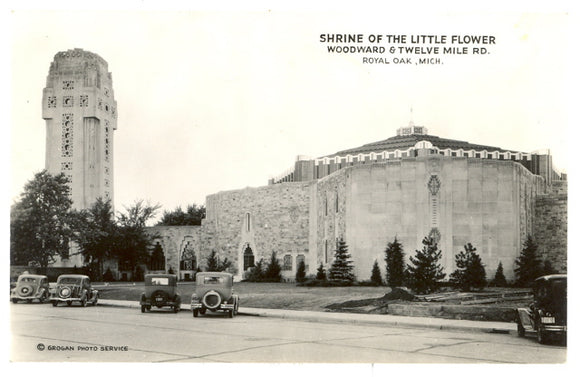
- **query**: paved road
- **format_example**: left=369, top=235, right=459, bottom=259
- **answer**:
left=10, top=303, right=566, bottom=363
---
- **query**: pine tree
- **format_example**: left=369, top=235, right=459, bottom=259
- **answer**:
left=316, top=263, right=327, bottom=280
left=205, top=250, right=220, bottom=272
left=449, top=243, right=486, bottom=291
left=246, top=258, right=265, bottom=282
left=514, top=235, right=543, bottom=287
left=370, top=260, right=383, bottom=286
left=295, top=260, right=306, bottom=283
left=328, top=238, right=355, bottom=282
left=492, top=261, right=507, bottom=287
left=264, top=251, right=282, bottom=282
left=384, top=236, right=405, bottom=287
left=407, top=237, right=446, bottom=294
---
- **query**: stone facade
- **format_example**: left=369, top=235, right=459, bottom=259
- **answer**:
left=533, top=182, right=567, bottom=273
left=145, top=154, right=563, bottom=283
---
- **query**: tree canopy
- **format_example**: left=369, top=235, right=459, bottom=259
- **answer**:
left=157, top=204, right=206, bottom=226
left=10, top=171, right=74, bottom=267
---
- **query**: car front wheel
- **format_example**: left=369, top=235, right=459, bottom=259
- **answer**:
left=193, top=309, right=199, bottom=317
left=141, top=305, right=146, bottom=313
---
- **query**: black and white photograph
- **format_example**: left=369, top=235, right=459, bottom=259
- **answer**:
left=5, top=0, right=574, bottom=371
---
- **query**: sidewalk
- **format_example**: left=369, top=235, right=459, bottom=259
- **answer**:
left=99, top=299, right=516, bottom=335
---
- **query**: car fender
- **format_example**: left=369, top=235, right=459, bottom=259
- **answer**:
left=516, top=308, right=535, bottom=331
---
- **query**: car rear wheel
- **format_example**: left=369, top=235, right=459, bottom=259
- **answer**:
left=193, top=309, right=199, bottom=317
left=81, top=298, right=87, bottom=307
left=228, top=309, right=235, bottom=318
left=537, top=329, right=547, bottom=344
left=93, top=294, right=98, bottom=306
left=52, top=301, right=58, bottom=307
left=11, top=298, right=18, bottom=304
left=200, top=308, right=206, bottom=315
left=141, top=305, right=146, bottom=313
left=67, top=301, right=72, bottom=306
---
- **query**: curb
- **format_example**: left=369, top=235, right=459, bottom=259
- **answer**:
left=99, top=299, right=516, bottom=335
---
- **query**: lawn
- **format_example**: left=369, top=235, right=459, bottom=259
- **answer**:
left=94, top=281, right=531, bottom=322
left=95, top=281, right=390, bottom=311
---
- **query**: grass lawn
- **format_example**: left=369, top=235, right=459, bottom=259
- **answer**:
left=95, top=282, right=531, bottom=321
left=95, top=282, right=390, bottom=311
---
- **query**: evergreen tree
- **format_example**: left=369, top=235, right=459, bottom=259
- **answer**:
left=295, top=260, right=306, bottom=283
left=384, top=236, right=405, bottom=287
left=407, top=237, right=446, bottom=294
left=328, top=238, right=355, bottom=282
left=370, top=260, right=383, bottom=286
left=264, top=252, right=282, bottom=282
left=205, top=250, right=231, bottom=272
left=245, top=258, right=265, bottom=282
left=492, top=261, right=507, bottom=287
left=514, top=235, right=543, bottom=287
left=449, top=243, right=486, bottom=291
left=316, top=263, right=327, bottom=280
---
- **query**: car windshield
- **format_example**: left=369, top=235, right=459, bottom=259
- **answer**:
left=151, top=277, right=169, bottom=286
left=20, top=277, right=38, bottom=283
left=58, top=277, right=82, bottom=285
left=203, top=276, right=224, bottom=285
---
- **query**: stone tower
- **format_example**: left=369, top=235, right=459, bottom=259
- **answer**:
left=42, top=48, right=117, bottom=210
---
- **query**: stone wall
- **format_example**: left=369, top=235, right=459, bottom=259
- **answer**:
left=204, top=183, right=314, bottom=280
left=533, top=181, right=567, bottom=273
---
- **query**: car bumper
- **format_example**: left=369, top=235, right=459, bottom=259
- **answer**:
left=141, top=299, right=179, bottom=306
left=541, top=325, right=567, bottom=333
left=12, top=294, right=43, bottom=300
left=191, top=302, right=235, bottom=310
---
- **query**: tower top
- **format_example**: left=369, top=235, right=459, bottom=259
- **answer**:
left=46, top=48, right=112, bottom=88
left=397, top=108, right=428, bottom=136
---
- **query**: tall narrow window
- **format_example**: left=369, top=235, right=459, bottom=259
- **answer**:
left=246, top=213, right=251, bottom=232
left=335, top=193, right=339, bottom=213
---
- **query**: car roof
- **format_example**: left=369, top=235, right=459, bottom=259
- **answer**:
left=534, top=274, right=567, bottom=282
left=196, top=272, right=233, bottom=277
left=19, top=274, right=47, bottom=279
left=145, top=274, right=177, bottom=278
left=58, top=274, right=89, bottom=279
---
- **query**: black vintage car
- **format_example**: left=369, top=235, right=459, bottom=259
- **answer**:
left=140, top=274, right=181, bottom=313
left=515, top=274, right=567, bottom=344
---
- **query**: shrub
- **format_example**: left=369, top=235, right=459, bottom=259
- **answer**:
left=245, top=259, right=265, bottom=282
left=449, top=243, right=486, bottom=291
left=263, top=252, right=282, bottom=282
left=295, top=260, right=306, bottom=283
left=491, top=261, right=507, bottom=287
left=370, top=260, right=383, bottom=286
left=384, top=236, right=405, bottom=287
left=406, top=236, right=446, bottom=294
left=514, top=235, right=543, bottom=287
left=316, top=263, right=327, bottom=280
left=328, top=238, right=355, bottom=282
left=205, top=250, right=232, bottom=272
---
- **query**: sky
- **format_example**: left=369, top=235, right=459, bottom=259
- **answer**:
left=7, top=6, right=573, bottom=222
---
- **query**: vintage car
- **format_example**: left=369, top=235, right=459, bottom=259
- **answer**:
left=140, top=274, right=181, bottom=313
left=191, top=272, right=239, bottom=318
left=515, top=274, right=567, bottom=344
left=11, top=274, right=50, bottom=303
left=51, top=274, right=99, bottom=307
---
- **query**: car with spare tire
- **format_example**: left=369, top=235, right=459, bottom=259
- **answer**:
left=11, top=274, right=50, bottom=304
left=191, top=272, right=239, bottom=318
left=140, top=274, right=181, bottom=313
left=51, top=274, right=98, bottom=307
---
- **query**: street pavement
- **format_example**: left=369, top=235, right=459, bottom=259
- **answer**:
left=10, top=300, right=566, bottom=363
left=99, top=298, right=516, bottom=334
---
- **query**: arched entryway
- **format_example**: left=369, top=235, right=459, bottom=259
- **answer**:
left=180, top=241, right=197, bottom=280
left=243, top=244, right=255, bottom=271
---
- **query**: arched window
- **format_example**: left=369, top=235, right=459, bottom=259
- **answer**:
left=180, top=241, right=196, bottom=271
left=283, top=255, right=292, bottom=271
left=149, top=242, right=165, bottom=271
left=243, top=245, right=255, bottom=271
